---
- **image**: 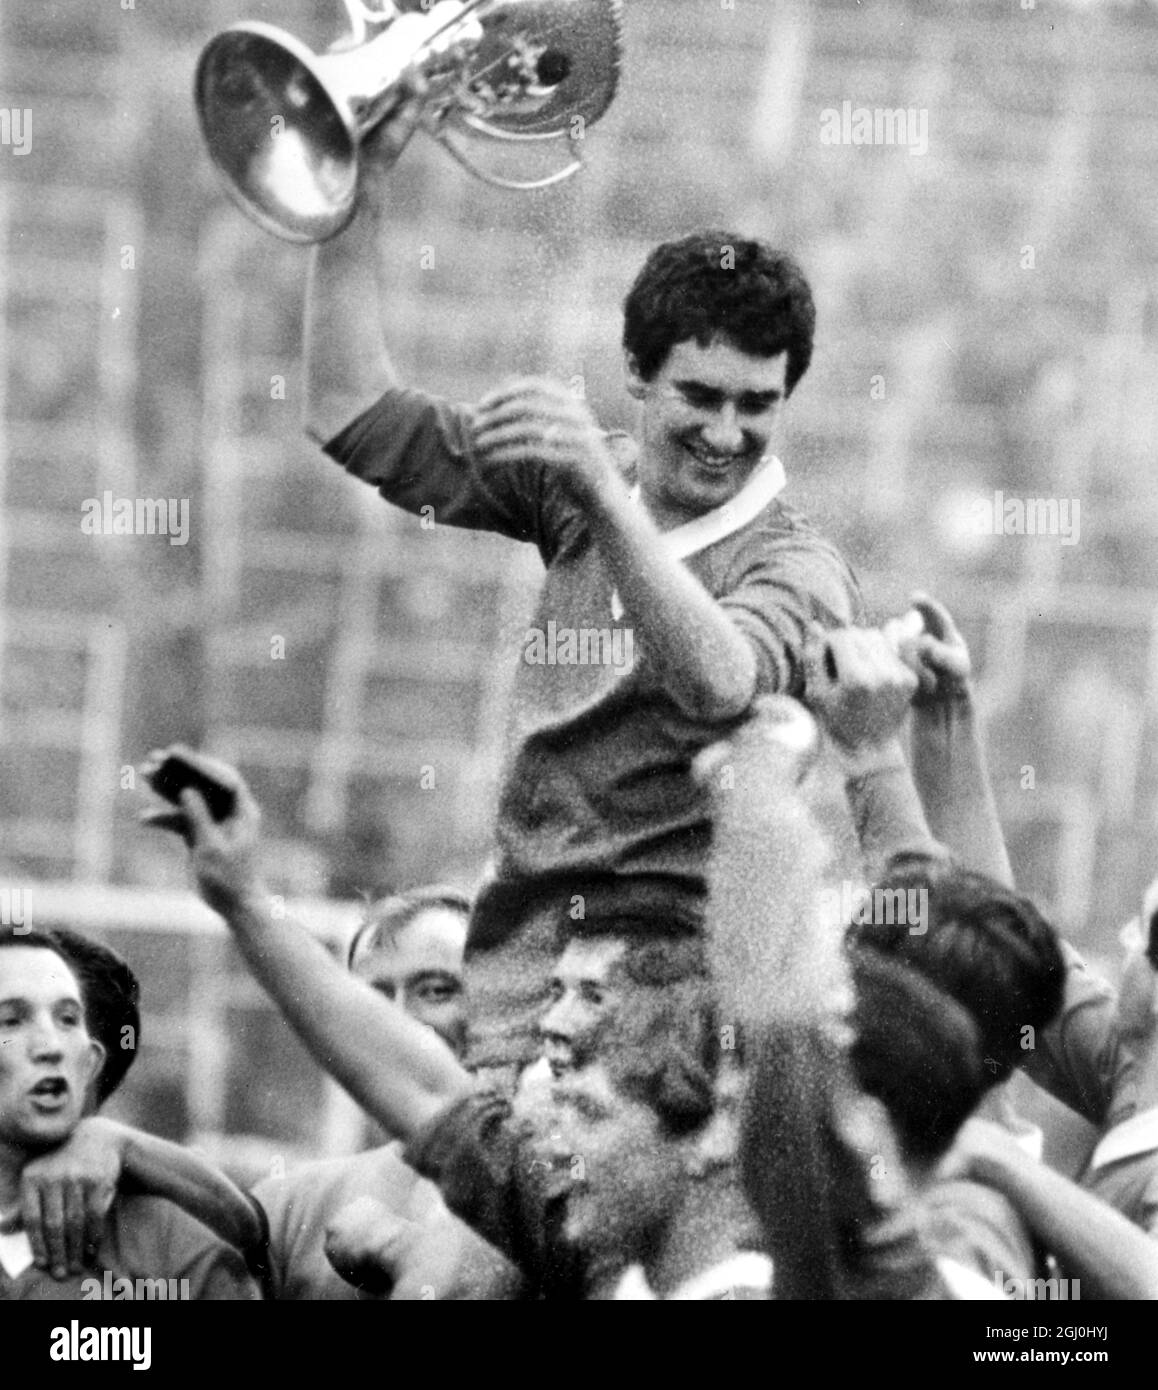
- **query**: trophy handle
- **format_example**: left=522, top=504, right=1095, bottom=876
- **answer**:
left=431, top=120, right=586, bottom=190
left=338, top=0, right=401, bottom=46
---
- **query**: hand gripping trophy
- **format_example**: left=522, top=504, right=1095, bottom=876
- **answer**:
left=194, top=0, right=624, bottom=243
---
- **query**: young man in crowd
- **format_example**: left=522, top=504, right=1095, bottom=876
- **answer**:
left=849, top=944, right=1158, bottom=1299
left=131, top=643, right=939, bottom=1300
left=250, top=885, right=518, bottom=1299
left=529, top=987, right=769, bottom=1300
left=130, top=746, right=741, bottom=1296
left=1078, top=877, right=1158, bottom=1237
left=19, top=889, right=519, bottom=1301
left=804, top=604, right=1158, bottom=1294
left=537, top=929, right=707, bottom=1079
left=0, top=929, right=257, bottom=1301
left=867, top=591, right=1158, bottom=1243
left=304, top=125, right=864, bottom=1075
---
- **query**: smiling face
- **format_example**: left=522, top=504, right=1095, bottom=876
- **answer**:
left=0, top=946, right=104, bottom=1159
left=550, top=1061, right=685, bottom=1264
left=351, top=906, right=468, bottom=1058
left=539, top=936, right=628, bottom=1079
left=629, top=338, right=789, bottom=528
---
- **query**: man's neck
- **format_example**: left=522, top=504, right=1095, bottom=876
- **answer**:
left=637, top=480, right=707, bottom=535
left=644, top=1171, right=749, bottom=1298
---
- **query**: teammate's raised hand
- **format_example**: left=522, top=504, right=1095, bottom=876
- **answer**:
left=140, top=746, right=263, bottom=914
left=471, top=377, right=616, bottom=500
left=356, top=69, right=431, bottom=206
left=804, top=625, right=918, bottom=761
left=906, top=592, right=972, bottom=708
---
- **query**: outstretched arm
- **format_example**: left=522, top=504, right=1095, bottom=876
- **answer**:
left=143, top=749, right=473, bottom=1144
left=302, top=86, right=427, bottom=446
left=472, top=379, right=764, bottom=723
left=903, top=593, right=1014, bottom=887
left=803, top=624, right=940, bottom=876
left=941, top=1117, right=1158, bottom=1299
left=20, top=1117, right=264, bottom=1279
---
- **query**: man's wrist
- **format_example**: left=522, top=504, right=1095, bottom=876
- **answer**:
left=574, top=442, right=632, bottom=518
left=837, top=736, right=909, bottom=782
left=205, top=878, right=271, bottom=924
left=912, top=679, right=976, bottom=719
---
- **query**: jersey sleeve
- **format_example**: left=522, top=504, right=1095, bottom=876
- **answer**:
left=404, top=1091, right=579, bottom=1295
left=1023, top=943, right=1125, bottom=1127
left=161, top=1200, right=262, bottom=1301
left=718, top=530, right=865, bottom=698
left=403, top=1092, right=536, bottom=1271
left=116, top=1197, right=262, bottom=1301
left=1085, top=1152, right=1158, bottom=1237
left=323, top=386, right=575, bottom=559
left=922, top=1178, right=1038, bottom=1286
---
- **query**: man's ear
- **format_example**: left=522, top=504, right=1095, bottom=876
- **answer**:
left=624, top=353, right=649, bottom=400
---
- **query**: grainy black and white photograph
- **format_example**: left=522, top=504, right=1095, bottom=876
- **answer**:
left=2, top=0, right=1157, bottom=1355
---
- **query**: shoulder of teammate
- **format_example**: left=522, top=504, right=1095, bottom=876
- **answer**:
left=105, top=1193, right=261, bottom=1299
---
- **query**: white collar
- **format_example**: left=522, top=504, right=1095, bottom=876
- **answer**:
left=613, top=1251, right=774, bottom=1301
left=1090, top=1104, right=1158, bottom=1170
left=0, top=1229, right=34, bottom=1280
left=611, top=457, right=786, bottom=620
left=633, top=454, right=787, bottom=560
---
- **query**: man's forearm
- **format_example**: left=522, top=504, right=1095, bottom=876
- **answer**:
left=303, top=200, right=399, bottom=447
left=214, top=886, right=472, bottom=1142
left=911, top=696, right=1013, bottom=888
left=843, top=738, right=943, bottom=879
left=585, top=476, right=758, bottom=722
left=974, top=1149, right=1158, bottom=1300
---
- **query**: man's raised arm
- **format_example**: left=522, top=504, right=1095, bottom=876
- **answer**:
left=803, top=624, right=941, bottom=876
left=302, top=90, right=426, bottom=447
left=902, top=593, right=1014, bottom=888
left=144, top=749, right=473, bottom=1146
left=471, top=379, right=767, bottom=723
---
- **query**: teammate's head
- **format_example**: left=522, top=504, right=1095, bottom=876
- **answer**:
left=846, top=854, right=1065, bottom=1084
left=0, top=931, right=105, bottom=1161
left=849, top=947, right=985, bottom=1169
left=47, top=928, right=140, bottom=1109
left=549, top=979, right=727, bottom=1267
left=539, top=927, right=706, bottom=1077
left=622, top=234, right=814, bottom=524
left=347, top=886, right=470, bottom=1057
left=623, top=233, right=816, bottom=392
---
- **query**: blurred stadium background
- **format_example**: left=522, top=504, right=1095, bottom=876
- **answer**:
left=2, top=0, right=1156, bottom=1171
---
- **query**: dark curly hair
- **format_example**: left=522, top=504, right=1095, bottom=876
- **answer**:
left=846, top=853, right=1065, bottom=1085
left=849, top=947, right=984, bottom=1165
left=0, top=926, right=141, bottom=1107
left=600, top=977, right=721, bottom=1138
left=622, top=231, right=816, bottom=393
left=48, top=927, right=141, bottom=1107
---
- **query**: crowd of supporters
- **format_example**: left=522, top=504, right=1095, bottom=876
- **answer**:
left=4, top=221, right=1155, bottom=1301
left=3, top=600, right=1156, bottom=1300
